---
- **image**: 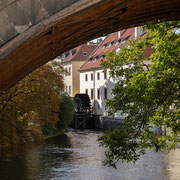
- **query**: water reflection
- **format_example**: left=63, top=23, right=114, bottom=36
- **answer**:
left=0, top=129, right=179, bottom=180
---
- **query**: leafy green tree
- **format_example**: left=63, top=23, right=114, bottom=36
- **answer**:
left=57, top=93, right=76, bottom=131
left=98, top=21, right=180, bottom=168
left=0, top=63, right=64, bottom=160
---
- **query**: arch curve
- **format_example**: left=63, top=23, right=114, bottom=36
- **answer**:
left=0, top=0, right=180, bottom=91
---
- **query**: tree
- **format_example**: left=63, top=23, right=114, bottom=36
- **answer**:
left=57, top=93, right=76, bottom=131
left=0, top=63, right=64, bottom=160
left=98, top=21, right=180, bottom=168
left=42, top=93, right=76, bottom=136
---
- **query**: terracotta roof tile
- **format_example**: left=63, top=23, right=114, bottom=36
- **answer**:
left=80, top=28, right=135, bottom=71
left=60, top=43, right=98, bottom=64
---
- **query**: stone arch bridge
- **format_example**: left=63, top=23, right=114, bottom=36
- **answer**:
left=0, top=0, right=180, bottom=91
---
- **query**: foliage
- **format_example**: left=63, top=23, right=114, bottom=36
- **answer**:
left=0, top=63, right=64, bottom=160
left=98, top=21, right=180, bottom=168
left=57, top=93, right=76, bottom=131
left=43, top=93, right=75, bottom=136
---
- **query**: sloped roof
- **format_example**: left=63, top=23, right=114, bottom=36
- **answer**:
left=60, top=43, right=98, bottom=64
left=79, top=28, right=135, bottom=71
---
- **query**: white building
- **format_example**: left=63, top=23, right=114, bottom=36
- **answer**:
left=80, top=68, right=114, bottom=116
left=79, top=27, right=147, bottom=116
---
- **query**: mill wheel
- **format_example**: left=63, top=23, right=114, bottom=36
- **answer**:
left=74, top=94, right=91, bottom=113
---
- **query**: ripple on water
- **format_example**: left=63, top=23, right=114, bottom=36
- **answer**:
left=0, top=129, right=179, bottom=180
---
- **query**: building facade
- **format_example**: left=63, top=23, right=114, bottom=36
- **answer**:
left=56, top=43, right=98, bottom=97
left=79, top=27, right=147, bottom=116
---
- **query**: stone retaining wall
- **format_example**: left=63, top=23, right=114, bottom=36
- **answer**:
left=99, top=116, right=124, bottom=130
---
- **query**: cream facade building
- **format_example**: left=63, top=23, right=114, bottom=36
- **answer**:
left=57, top=43, right=98, bottom=97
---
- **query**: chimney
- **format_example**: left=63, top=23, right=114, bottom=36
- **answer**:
left=135, top=27, right=138, bottom=38
left=118, top=31, right=121, bottom=38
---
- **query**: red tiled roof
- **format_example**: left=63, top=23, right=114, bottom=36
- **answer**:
left=80, top=28, right=135, bottom=71
left=60, top=43, right=98, bottom=64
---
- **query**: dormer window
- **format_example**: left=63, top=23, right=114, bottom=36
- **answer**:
left=100, top=55, right=105, bottom=60
left=107, top=42, right=114, bottom=47
left=94, top=56, right=99, bottom=61
left=115, top=40, right=121, bottom=46
left=88, top=57, right=93, bottom=62
left=71, top=49, right=77, bottom=56
left=121, top=39, right=126, bottom=46
left=121, top=36, right=130, bottom=46
left=65, top=52, right=69, bottom=58
left=102, top=43, right=108, bottom=49
left=83, top=52, right=87, bottom=56
left=108, top=43, right=112, bottom=47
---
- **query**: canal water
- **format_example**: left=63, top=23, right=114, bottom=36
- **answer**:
left=0, top=129, right=180, bottom=180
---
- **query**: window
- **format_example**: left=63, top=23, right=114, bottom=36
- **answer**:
left=115, top=41, right=119, bottom=45
left=121, top=39, right=126, bottom=45
left=65, top=52, right=69, bottom=58
left=104, top=88, right=107, bottom=99
left=68, top=67, right=71, bottom=76
left=91, top=89, right=94, bottom=99
left=97, top=88, right=100, bottom=99
left=83, top=52, right=87, bottom=56
left=97, top=72, right=100, bottom=80
left=63, top=53, right=66, bottom=59
left=65, top=68, right=68, bottom=76
left=85, top=89, right=88, bottom=94
left=115, top=40, right=120, bottom=45
left=104, top=71, right=107, bottom=79
left=121, top=36, right=130, bottom=46
left=69, top=86, right=71, bottom=94
left=71, top=49, right=77, bottom=56
left=91, top=73, right=93, bottom=81
left=85, top=74, right=88, bottom=81
left=65, top=86, right=67, bottom=92
left=100, top=55, right=105, bottom=60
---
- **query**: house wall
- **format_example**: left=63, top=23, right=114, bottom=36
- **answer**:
left=80, top=69, right=117, bottom=116
left=72, top=61, right=86, bottom=96
left=62, top=62, right=73, bottom=96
